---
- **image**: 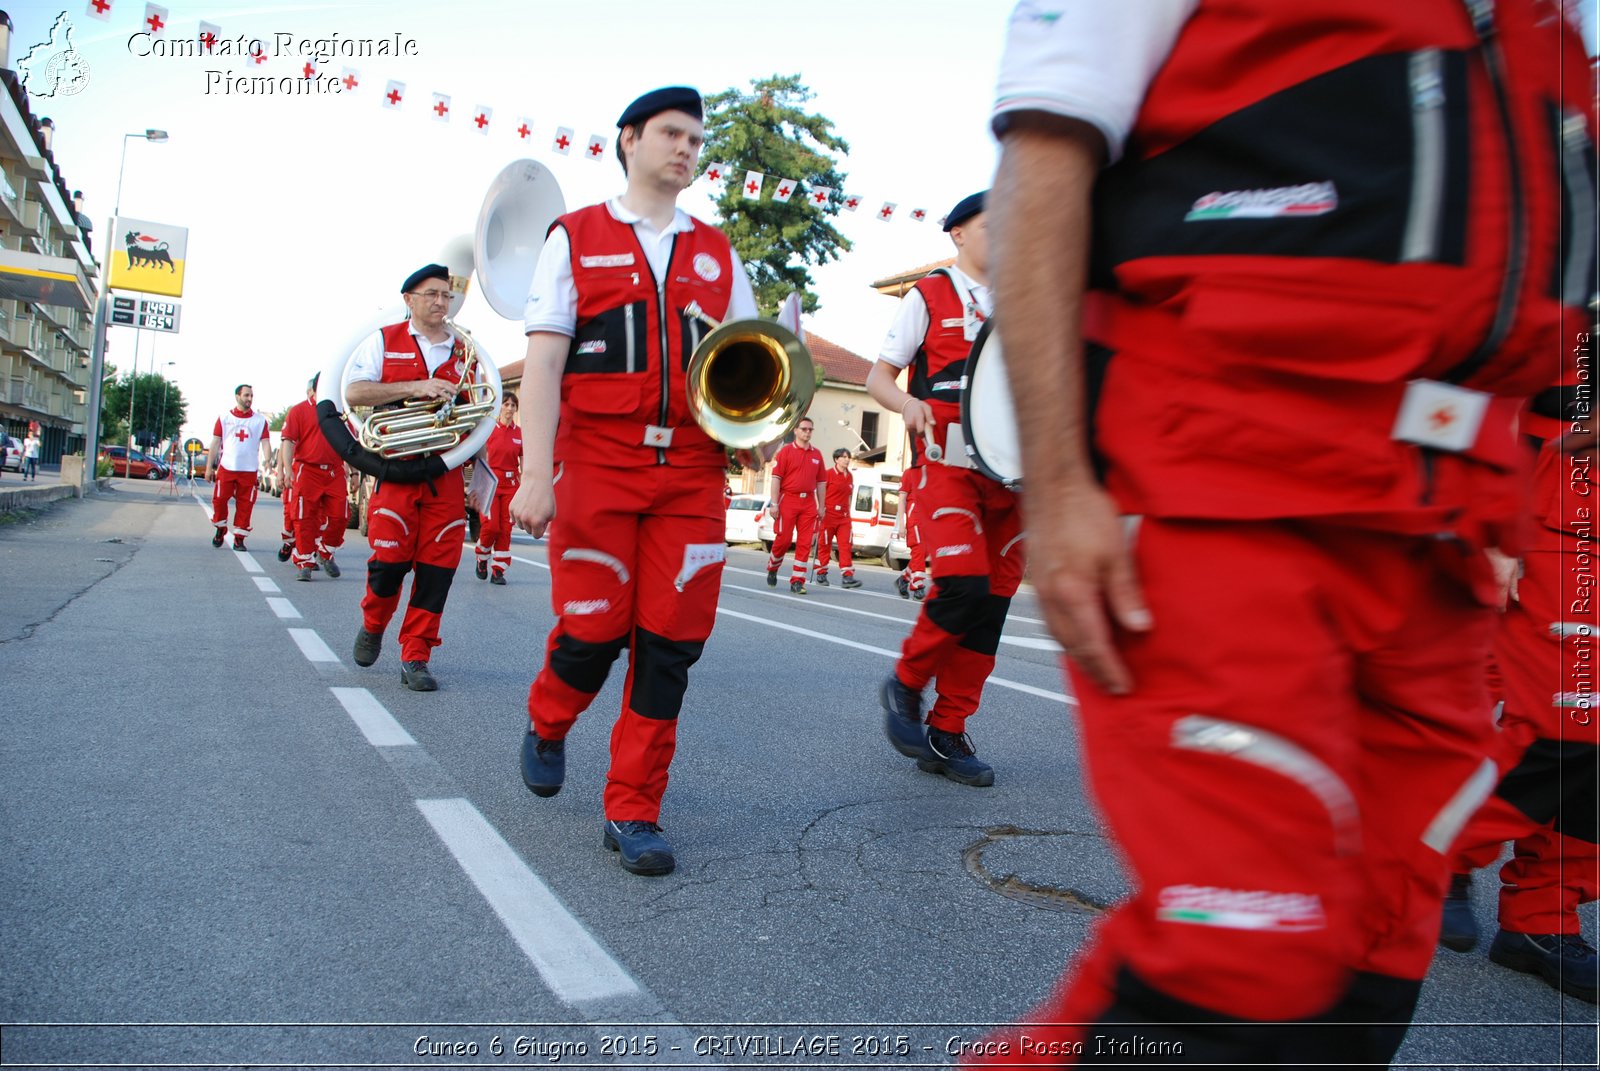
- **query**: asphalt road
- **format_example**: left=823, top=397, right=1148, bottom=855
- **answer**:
left=0, top=482, right=1594, bottom=1069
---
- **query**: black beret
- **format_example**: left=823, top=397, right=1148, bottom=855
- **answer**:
left=401, top=263, right=450, bottom=294
left=617, top=86, right=702, bottom=130
left=943, top=191, right=987, bottom=232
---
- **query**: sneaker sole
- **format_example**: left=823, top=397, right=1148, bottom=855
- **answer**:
left=915, top=757, right=995, bottom=787
left=1439, top=932, right=1478, bottom=953
left=602, top=831, right=675, bottom=876
left=1490, top=944, right=1600, bottom=1003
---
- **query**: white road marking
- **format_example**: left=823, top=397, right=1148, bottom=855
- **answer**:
left=415, top=798, right=641, bottom=1005
left=287, top=628, right=339, bottom=663
left=253, top=577, right=281, bottom=593
left=713, top=606, right=1074, bottom=706
left=720, top=561, right=1051, bottom=625
left=237, top=552, right=263, bottom=574
left=330, top=687, right=417, bottom=748
left=266, top=597, right=301, bottom=620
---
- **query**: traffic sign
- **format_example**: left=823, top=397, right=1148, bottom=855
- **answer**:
left=183, top=437, right=204, bottom=457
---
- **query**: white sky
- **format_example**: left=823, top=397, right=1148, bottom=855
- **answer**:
left=12, top=0, right=1011, bottom=441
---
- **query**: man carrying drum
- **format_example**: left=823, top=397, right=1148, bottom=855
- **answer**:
left=866, top=190, right=1023, bottom=788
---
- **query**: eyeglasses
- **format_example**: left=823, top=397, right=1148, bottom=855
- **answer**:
left=409, top=289, right=454, bottom=303
left=797, top=425, right=814, bottom=432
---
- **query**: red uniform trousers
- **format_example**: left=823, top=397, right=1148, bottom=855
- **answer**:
left=280, top=483, right=296, bottom=546
left=767, top=492, right=819, bottom=581
left=815, top=512, right=854, bottom=576
left=895, top=464, right=1023, bottom=732
left=475, top=484, right=518, bottom=578
left=1454, top=542, right=1599, bottom=935
left=291, top=462, right=348, bottom=568
left=211, top=467, right=259, bottom=535
left=973, top=520, right=1501, bottom=1066
left=901, top=467, right=929, bottom=594
left=526, top=461, right=725, bottom=822
left=360, top=476, right=466, bottom=663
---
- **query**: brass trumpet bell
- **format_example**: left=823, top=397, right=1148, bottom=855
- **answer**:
left=686, top=305, right=815, bottom=452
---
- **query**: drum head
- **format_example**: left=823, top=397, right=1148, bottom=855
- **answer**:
left=959, top=320, right=1022, bottom=487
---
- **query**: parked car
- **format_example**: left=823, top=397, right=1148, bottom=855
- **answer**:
left=724, top=494, right=770, bottom=545
left=99, top=445, right=169, bottom=480
left=0, top=434, right=22, bottom=472
left=757, top=470, right=901, bottom=561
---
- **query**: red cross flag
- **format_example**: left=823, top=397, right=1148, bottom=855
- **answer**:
left=431, top=92, right=451, bottom=122
left=585, top=134, right=608, bottom=161
left=807, top=186, right=836, bottom=208
left=742, top=171, right=765, bottom=200
left=842, top=194, right=862, bottom=212
left=301, top=59, right=317, bottom=79
left=771, top=179, right=797, bottom=203
left=516, top=117, right=534, bottom=141
left=910, top=207, right=927, bottom=223
left=473, top=106, right=493, bottom=135
left=702, top=162, right=730, bottom=185
left=250, top=47, right=267, bottom=66
left=198, top=21, right=221, bottom=51
left=383, top=80, right=405, bottom=109
left=143, top=2, right=168, bottom=35
left=877, top=201, right=897, bottom=222
left=553, top=126, right=574, bottom=155
left=86, top=0, right=113, bottom=22
left=340, top=67, right=359, bottom=92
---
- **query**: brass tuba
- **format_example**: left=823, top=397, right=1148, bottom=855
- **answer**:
left=352, top=324, right=500, bottom=460
left=684, top=301, right=816, bottom=455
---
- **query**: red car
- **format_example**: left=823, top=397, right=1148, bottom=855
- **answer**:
left=99, top=445, right=170, bottom=480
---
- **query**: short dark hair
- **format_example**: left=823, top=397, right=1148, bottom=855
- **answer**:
left=234, top=383, right=251, bottom=395
left=833, top=448, right=850, bottom=459
left=616, top=126, right=633, bottom=176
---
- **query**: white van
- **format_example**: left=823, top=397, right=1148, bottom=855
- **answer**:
left=758, top=469, right=901, bottom=562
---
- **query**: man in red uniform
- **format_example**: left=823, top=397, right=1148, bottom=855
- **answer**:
left=1440, top=381, right=1598, bottom=1003
left=279, top=373, right=348, bottom=582
left=506, top=86, right=760, bottom=877
left=474, top=392, right=522, bottom=586
left=206, top=384, right=271, bottom=551
left=815, top=448, right=863, bottom=589
left=978, top=1, right=1594, bottom=1065
left=344, top=264, right=473, bottom=692
left=763, top=418, right=826, bottom=594
left=894, top=462, right=928, bottom=601
left=868, top=191, right=1020, bottom=789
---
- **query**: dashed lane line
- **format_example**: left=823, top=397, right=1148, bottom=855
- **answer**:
left=330, top=687, right=417, bottom=748
left=266, top=597, right=302, bottom=620
left=253, top=577, right=281, bottom=593
left=287, top=628, right=339, bottom=663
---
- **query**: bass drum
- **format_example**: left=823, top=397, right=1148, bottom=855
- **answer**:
left=958, top=319, right=1022, bottom=489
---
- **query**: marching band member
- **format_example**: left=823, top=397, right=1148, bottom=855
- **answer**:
left=763, top=418, right=827, bottom=594
left=867, top=191, right=1021, bottom=788
left=814, top=447, right=863, bottom=588
left=344, top=264, right=473, bottom=692
left=474, top=392, right=523, bottom=586
left=506, top=86, right=759, bottom=877
left=206, top=384, right=271, bottom=551
left=278, top=374, right=348, bottom=582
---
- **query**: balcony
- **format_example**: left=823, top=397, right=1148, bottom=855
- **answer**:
left=0, top=249, right=94, bottom=313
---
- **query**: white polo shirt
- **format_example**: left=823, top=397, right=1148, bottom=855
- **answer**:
left=346, top=320, right=459, bottom=384
left=878, top=265, right=992, bottom=369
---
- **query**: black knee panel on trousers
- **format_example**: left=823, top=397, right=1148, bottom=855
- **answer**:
left=628, top=627, right=705, bottom=721
left=366, top=558, right=412, bottom=599
left=550, top=631, right=628, bottom=695
left=924, top=573, right=991, bottom=637
left=1500, top=739, right=1600, bottom=844
left=1087, top=968, right=1294, bottom=1065
left=1309, top=970, right=1423, bottom=1068
left=409, top=561, right=457, bottom=614
left=958, top=594, right=1013, bottom=657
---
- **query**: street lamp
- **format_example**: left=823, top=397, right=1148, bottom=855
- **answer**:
left=156, top=359, right=175, bottom=453
left=837, top=418, right=870, bottom=453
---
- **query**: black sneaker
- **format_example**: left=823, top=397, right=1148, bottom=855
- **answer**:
left=766, top=567, right=778, bottom=588
left=353, top=627, right=382, bottom=667
left=212, top=527, right=226, bottom=548
left=400, top=660, right=438, bottom=692
left=276, top=541, right=293, bottom=562
left=296, top=567, right=314, bottom=582
left=603, top=819, right=675, bottom=876
left=520, top=731, right=565, bottom=797
left=232, top=536, right=247, bottom=551
left=894, top=574, right=909, bottom=599
left=490, top=572, right=507, bottom=585
left=842, top=576, right=863, bottom=589
left=1439, top=872, right=1478, bottom=953
left=911, top=584, right=926, bottom=602
left=1489, top=930, right=1599, bottom=1004
left=476, top=559, right=489, bottom=580
left=319, top=554, right=340, bottom=578
left=815, top=572, right=830, bottom=586
left=919, top=728, right=995, bottom=787
left=790, top=578, right=807, bottom=595
left=879, top=675, right=933, bottom=760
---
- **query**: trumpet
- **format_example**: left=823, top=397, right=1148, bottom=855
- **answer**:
left=684, top=301, right=815, bottom=453
left=354, top=323, right=499, bottom=460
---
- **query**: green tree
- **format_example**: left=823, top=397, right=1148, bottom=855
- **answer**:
left=101, top=369, right=187, bottom=450
left=702, top=74, right=851, bottom=316
left=267, top=406, right=292, bottom=432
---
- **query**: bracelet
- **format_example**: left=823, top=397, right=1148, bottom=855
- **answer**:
left=901, top=398, right=917, bottom=417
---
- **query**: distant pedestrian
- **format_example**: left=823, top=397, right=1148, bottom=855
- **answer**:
left=473, top=392, right=523, bottom=586
left=21, top=433, right=39, bottom=481
left=815, top=448, right=863, bottom=588
left=206, top=384, right=271, bottom=551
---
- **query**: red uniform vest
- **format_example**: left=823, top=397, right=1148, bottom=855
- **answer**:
left=484, top=421, right=523, bottom=486
left=555, top=204, right=736, bottom=468
left=378, top=321, right=467, bottom=385
left=282, top=399, right=340, bottom=467
left=907, top=269, right=973, bottom=465
left=824, top=467, right=854, bottom=513
left=1079, top=0, right=1594, bottom=544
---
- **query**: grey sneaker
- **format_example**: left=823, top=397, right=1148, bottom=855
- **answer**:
left=400, top=660, right=438, bottom=692
left=918, top=728, right=995, bottom=787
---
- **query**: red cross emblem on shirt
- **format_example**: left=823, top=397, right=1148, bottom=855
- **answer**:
left=386, top=87, right=402, bottom=105
left=234, top=428, right=249, bottom=442
left=200, top=31, right=216, bottom=50
left=302, top=62, right=316, bottom=78
left=433, top=100, right=449, bottom=117
left=343, top=73, right=358, bottom=90
left=475, top=113, right=489, bottom=129
left=517, top=123, right=531, bottom=139
left=554, top=134, right=570, bottom=150
left=1429, top=406, right=1457, bottom=430
left=91, top=0, right=110, bottom=13
left=147, top=12, right=164, bottom=32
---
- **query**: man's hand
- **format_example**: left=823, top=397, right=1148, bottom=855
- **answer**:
left=1485, top=546, right=1521, bottom=609
left=510, top=479, right=555, bottom=539
left=901, top=398, right=934, bottom=436
left=411, top=377, right=459, bottom=403
left=1027, top=480, right=1152, bottom=696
